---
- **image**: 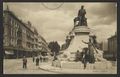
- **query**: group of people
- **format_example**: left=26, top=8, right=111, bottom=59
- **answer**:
left=32, top=54, right=48, bottom=66
left=22, top=53, right=48, bottom=69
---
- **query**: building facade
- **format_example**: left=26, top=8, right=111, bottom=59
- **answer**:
left=107, top=33, right=117, bottom=60
left=3, top=6, right=49, bottom=59
left=99, top=41, right=109, bottom=60
left=99, top=41, right=108, bottom=52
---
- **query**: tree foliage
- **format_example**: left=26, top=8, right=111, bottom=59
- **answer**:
left=48, top=41, right=60, bottom=54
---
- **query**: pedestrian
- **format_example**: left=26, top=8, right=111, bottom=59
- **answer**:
left=22, top=56, right=27, bottom=69
left=33, top=56, right=35, bottom=62
left=53, top=55, right=58, bottom=61
left=75, top=50, right=80, bottom=62
left=36, top=57, right=39, bottom=66
left=42, top=53, right=45, bottom=62
left=40, top=53, right=43, bottom=62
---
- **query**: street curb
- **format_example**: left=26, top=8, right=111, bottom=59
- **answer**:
left=38, top=67, right=65, bottom=74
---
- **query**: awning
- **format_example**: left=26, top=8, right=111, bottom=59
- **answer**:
left=5, top=51, right=14, bottom=55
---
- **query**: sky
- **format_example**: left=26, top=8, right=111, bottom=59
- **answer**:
left=3, top=2, right=117, bottom=45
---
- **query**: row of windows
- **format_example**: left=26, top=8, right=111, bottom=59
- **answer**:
left=4, top=12, right=48, bottom=51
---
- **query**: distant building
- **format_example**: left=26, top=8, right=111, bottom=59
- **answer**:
left=107, top=32, right=117, bottom=60
left=3, top=6, right=48, bottom=59
left=99, top=41, right=108, bottom=52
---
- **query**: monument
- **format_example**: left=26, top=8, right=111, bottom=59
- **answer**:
left=60, top=5, right=90, bottom=61
left=52, top=5, right=107, bottom=69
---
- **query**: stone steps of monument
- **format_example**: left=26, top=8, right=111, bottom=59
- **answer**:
left=52, top=61, right=116, bottom=70
left=61, top=62, right=83, bottom=69
left=61, top=62, right=96, bottom=70
left=52, top=60, right=61, bottom=68
left=62, top=62, right=116, bottom=70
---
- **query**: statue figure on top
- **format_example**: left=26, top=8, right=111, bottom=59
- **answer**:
left=74, top=5, right=87, bottom=27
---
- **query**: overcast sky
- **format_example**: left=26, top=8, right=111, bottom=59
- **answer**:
left=3, top=2, right=117, bottom=45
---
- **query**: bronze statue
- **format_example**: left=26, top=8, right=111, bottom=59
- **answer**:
left=74, top=5, right=87, bottom=27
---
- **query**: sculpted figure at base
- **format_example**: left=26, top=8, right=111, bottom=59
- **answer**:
left=82, top=36, right=107, bottom=62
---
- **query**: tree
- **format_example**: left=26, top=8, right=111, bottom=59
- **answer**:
left=48, top=41, right=54, bottom=56
left=48, top=41, right=60, bottom=56
left=54, top=41, right=60, bottom=55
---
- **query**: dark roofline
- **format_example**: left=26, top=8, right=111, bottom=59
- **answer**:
left=108, top=34, right=117, bottom=40
left=39, top=35, right=47, bottom=44
left=39, top=35, right=48, bottom=44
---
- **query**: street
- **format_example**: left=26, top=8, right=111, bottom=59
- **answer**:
left=3, top=57, right=117, bottom=74
left=3, top=58, right=58, bottom=74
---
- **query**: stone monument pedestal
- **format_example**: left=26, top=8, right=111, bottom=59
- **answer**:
left=73, top=26, right=90, bottom=51
left=60, top=26, right=90, bottom=61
